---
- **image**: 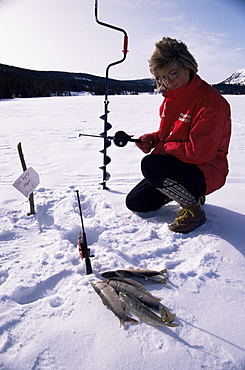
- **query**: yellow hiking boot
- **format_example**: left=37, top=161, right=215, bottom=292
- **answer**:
left=169, top=200, right=206, bottom=234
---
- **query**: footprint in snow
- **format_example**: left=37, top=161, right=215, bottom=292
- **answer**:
left=0, top=270, right=9, bottom=285
left=0, top=229, right=16, bottom=242
left=11, top=270, right=73, bottom=305
left=0, top=313, right=26, bottom=354
left=36, top=202, right=55, bottom=228
left=165, top=259, right=184, bottom=270
left=49, top=296, right=64, bottom=308
left=0, top=331, right=13, bottom=354
left=32, top=348, right=65, bottom=370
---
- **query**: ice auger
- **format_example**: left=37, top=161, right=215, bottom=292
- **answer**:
left=94, top=0, right=129, bottom=189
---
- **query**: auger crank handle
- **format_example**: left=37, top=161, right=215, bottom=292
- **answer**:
left=79, top=130, right=141, bottom=147
left=113, top=131, right=141, bottom=147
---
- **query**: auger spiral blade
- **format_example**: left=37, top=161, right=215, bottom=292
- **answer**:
left=103, top=155, right=111, bottom=165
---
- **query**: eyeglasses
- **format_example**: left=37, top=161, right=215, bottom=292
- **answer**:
left=157, top=69, right=182, bottom=84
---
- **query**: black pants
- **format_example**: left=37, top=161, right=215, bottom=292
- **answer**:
left=126, top=154, right=206, bottom=212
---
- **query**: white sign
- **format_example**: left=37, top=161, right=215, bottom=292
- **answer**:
left=13, top=167, right=40, bottom=198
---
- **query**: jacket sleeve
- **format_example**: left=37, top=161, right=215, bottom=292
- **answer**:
left=149, top=131, right=161, bottom=147
left=163, top=105, right=230, bottom=164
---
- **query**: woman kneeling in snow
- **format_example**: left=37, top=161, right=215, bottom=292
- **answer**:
left=126, top=37, right=231, bottom=234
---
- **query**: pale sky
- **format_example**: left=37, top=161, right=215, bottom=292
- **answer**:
left=0, top=0, right=244, bottom=84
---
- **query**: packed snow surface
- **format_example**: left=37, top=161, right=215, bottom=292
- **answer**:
left=0, top=94, right=245, bottom=370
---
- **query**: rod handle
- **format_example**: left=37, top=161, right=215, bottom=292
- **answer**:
left=85, top=257, right=93, bottom=275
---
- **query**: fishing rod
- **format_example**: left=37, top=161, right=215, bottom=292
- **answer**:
left=94, top=0, right=129, bottom=189
left=79, top=130, right=141, bottom=148
left=76, top=190, right=93, bottom=275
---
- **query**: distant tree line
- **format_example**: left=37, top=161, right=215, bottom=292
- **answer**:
left=0, top=63, right=244, bottom=100
left=212, top=83, right=245, bottom=95
left=0, top=64, right=155, bottom=99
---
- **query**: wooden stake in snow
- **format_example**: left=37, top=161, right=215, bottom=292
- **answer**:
left=15, top=142, right=37, bottom=215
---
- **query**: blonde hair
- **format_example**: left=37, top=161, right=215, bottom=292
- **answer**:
left=149, top=37, right=198, bottom=89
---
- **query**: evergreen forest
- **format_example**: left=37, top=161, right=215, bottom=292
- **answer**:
left=0, top=63, right=244, bottom=100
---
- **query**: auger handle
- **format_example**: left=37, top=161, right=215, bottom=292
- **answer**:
left=113, top=131, right=141, bottom=147
left=79, top=131, right=141, bottom=147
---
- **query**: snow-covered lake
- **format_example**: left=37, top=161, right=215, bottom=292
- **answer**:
left=0, top=94, right=245, bottom=369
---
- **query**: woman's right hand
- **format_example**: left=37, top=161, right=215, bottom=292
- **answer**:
left=135, top=134, right=156, bottom=153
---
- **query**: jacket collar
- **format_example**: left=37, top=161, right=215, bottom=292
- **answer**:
left=163, top=74, right=202, bottom=99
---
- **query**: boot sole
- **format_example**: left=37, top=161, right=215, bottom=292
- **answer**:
left=199, top=196, right=206, bottom=205
left=169, top=217, right=207, bottom=234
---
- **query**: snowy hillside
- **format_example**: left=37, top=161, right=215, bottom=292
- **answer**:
left=221, top=68, right=245, bottom=85
left=0, top=94, right=245, bottom=370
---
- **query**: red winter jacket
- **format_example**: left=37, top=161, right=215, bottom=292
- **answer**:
left=150, top=75, right=231, bottom=195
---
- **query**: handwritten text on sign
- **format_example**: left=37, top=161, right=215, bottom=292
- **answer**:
left=13, top=167, right=40, bottom=198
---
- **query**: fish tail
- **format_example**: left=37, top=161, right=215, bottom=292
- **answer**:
left=128, top=316, right=138, bottom=324
left=159, top=307, right=176, bottom=323
left=120, top=319, right=127, bottom=328
left=120, top=316, right=138, bottom=328
left=166, top=314, right=176, bottom=323
left=165, top=322, right=180, bottom=327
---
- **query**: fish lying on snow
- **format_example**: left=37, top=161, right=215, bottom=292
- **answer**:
left=106, top=276, right=162, bottom=301
left=101, top=268, right=168, bottom=285
left=120, top=293, right=179, bottom=327
left=107, top=279, right=176, bottom=324
left=91, top=281, right=138, bottom=327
